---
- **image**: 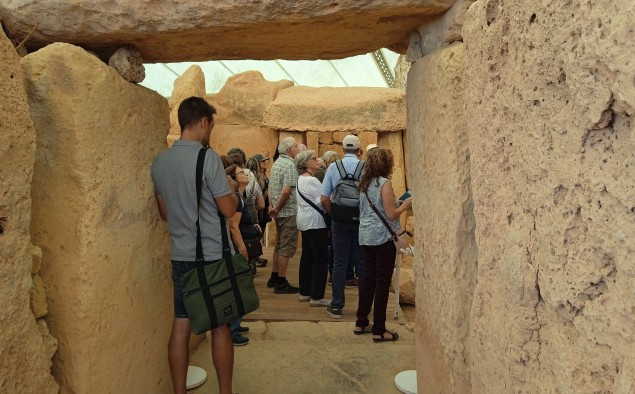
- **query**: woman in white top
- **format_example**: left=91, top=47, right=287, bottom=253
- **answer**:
left=294, top=150, right=330, bottom=307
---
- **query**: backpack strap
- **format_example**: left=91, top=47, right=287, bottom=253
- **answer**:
left=353, top=160, right=365, bottom=181
left=335, top=159, right=348, bottom=178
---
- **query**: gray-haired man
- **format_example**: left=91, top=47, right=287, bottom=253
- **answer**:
left=267, top=137, right=301, bottom=293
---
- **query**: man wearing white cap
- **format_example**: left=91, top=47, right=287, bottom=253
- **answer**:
left=320, top=134, right=366, bottom=319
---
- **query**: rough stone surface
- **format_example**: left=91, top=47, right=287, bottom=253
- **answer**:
left=394, top=267, right=415, bottom=305
left=209, top=71, right=293, bottom=126
left=0, top=1, right=456, bottom=62
left=377, top=131, right=406, bottom=199
left=406, top=31, right=424, bottom=62
left=318, top=131, right=333, bottom=145
left=29, top=244, right=42, bottom=274
left=22, top=43, right=172, bottom=393
left=211, top=125, right=279, bottom=163
left=463, top=1, right=635, bottom=391
left=417, top=0, right=475, bottom=56
left=107, top=45, right=145, bottom=83
left=0, top=29, right=59, bottom=394
left=306, top=132, right=319, bottom=153
left=168, top=65, right=206, bottom=138
left=393, top=54, right=410, bottom=89
left=263, top=87, right=406, bottom=133
left=407, top=43, right=477, bottom=393
left=30, top=274, right=48, bottom=318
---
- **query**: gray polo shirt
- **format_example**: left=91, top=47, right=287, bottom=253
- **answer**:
left=151, top=140, right=230, bottom=261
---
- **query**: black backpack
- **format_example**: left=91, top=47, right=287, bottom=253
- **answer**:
left=330, top=159, right=364, bottom=223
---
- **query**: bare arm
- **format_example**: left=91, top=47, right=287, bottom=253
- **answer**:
left=269, top=185, right=292, bottom=218
left=320, top=195, right=332, bottom=214
left=155, top=194, right=168, bottom=221
left=215, top=189, right=238, bottom=218
left=255, top=194, right=265, bottom=210
left=380, top=180, right=412, bottom=220
left=228, top=212, right=248, bottom=259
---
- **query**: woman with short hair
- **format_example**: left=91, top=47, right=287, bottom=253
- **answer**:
left=294, top=149, right=330, bottom=307
left=355, top=148, right=412, bottom=342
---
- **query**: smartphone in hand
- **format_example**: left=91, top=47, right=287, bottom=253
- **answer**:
left=399, top=190, right=411, bottom=201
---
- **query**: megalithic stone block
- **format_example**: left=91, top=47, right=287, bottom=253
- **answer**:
left=22, top=42, right=172, bottom=394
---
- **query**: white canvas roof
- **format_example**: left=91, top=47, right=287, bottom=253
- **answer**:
left=140, top=49, right=400, bottom=97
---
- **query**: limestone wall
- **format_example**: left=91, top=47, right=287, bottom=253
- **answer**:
left=407, top=43, right=477, bottom=392
left=0, top=29, right=59, bottom=394
left=406, top=0, right=635, bottom=392
left=208, top=71, right=291, bottom=160
left=461, top=0, right=635, bottom=391
left=22, top=43, right=172, bottom=393
left=263, top=86, right=406, bottom=133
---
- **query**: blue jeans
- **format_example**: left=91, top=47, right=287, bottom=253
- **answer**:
left=330, top=221, right=364, bottom=310
left=230, top=317, right=242, bottom=334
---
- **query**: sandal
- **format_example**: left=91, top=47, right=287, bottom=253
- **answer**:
left=373, top=330, right=399, bottom=343
left=353, top=325, right=372, bottom=335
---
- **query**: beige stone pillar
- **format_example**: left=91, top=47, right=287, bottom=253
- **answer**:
left=168, top=65, right=206, bottom=146
left=22, top=43, right=172, bottom=393
left=463, top=0, right=635, bottom=391
left=407, top=43, right=477, bottom=393
left=0, top=29, right=58, bottom=394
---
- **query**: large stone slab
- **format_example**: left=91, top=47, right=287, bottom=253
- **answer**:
left=263, top=86, right=406, bottom=132
left=209, top=71, right=293, bottom=127
left=0, top=1, right=456, bottom=62
left=169, top=65, right=206, bottom=138
left=407, top=43, right=477, bottom=393
left=415, top=0, right=475, bottom=58
left=22, top=43, right=172, bottom=393
left=463, top=0, right=635, bottom=391
left=0, top=28, right=58, bottom=394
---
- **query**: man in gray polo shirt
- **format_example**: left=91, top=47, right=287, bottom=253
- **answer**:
left=151, top=97, right=237, bottom=394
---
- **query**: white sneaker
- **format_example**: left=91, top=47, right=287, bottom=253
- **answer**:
left=309, top=298, right=331, bottom=307
left=298, top=295, right=311, bottom=302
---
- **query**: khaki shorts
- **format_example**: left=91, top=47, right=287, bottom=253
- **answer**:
left=274, top=215, right=298, bottom=258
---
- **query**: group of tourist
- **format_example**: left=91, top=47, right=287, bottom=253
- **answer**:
left=151, top=96, right=412, bottom=394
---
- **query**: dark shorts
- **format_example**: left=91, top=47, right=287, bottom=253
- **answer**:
left=171, top=260, right=220, bottom=318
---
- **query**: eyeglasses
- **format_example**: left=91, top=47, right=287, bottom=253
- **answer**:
left=232, top=168, right=248, bottom=178
left=309, top=156, right=317, bottom=161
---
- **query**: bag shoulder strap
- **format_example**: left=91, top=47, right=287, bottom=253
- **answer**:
left=364, top=191, right=397, bottom=240
left=353, top=160, right=365, bottom=180
left=335, top=159, right=348, bottom=179
left=195, top=147, right=208, bottom=261
left=297, top=184, right=326, bottom=215
left=194, top=147, right=246, bottom=327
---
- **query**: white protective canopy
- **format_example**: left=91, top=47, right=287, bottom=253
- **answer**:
left=140, top=49, right=400, bottom=97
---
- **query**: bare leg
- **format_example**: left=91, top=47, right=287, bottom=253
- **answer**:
left=168, top=318, right=191, bottom=394
left=211, top=324, right=234, bottom=394
left=272, top=250, right=279, bottom=274
left=278, top=255, right=289, bottom=277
